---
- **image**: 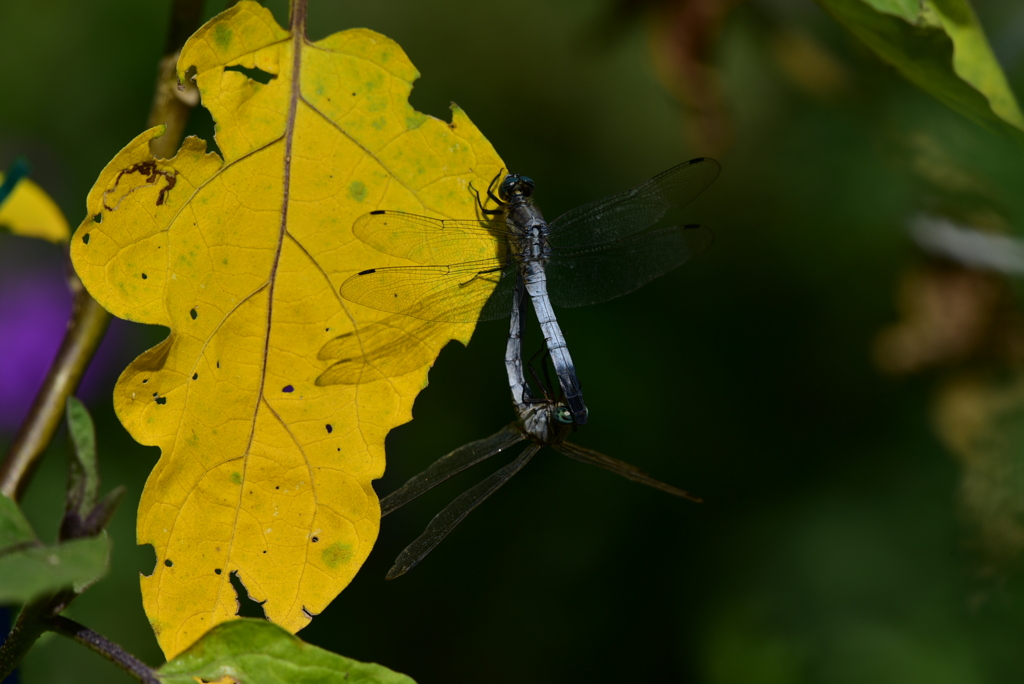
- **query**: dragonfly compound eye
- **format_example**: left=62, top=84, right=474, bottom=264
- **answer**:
left=555, top=406, right=573, bottom=424
left=518, top=176, right=535, bottom=197
left=498, top=175, right=517, bottom=201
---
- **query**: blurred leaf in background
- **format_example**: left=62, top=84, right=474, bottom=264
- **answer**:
left=4, top=0, right=1024, bottom=682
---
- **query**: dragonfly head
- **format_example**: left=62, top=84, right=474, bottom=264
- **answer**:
left=554, top=405, right=574, bottom=425
left=499, top=174, right=535, bottom=202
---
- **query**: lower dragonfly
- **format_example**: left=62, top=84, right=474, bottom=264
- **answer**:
left=340, top=158, right=720, bottom=424
left=379, top=274, right=700, bottom=580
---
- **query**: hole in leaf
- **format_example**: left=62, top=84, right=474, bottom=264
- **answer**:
left=214, top=568, right=222, bottom=575
left=311, top=536, right=319, bottom=543
left=325, top=424, right=333, bottom=434
left=142, top=379, right=148, bottom=384
left=139, top=544, right=157, bottom=577
left=164, top=559, right=173, bottom=567
left=141, top=273, right=148, bottom=279
left=216, top=361, right=221, bottom=369
left=192, top=373, right=198, bottom=380
left=190, top=308, right=197, bottom=320
left=92, top=213, right=102, bottom=223
left=224, top=64, right=275, bottom=85
left=282, top=385, right=294, bottom=393
left=82, top=233, right=90, bottom=244
left=229, top=571, right=267, bottom=618
left=155, top=397, right=167, bottom=405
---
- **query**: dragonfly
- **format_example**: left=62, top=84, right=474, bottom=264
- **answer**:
left=379, top=273, right=701, bottom=580
left=339, top=158, right=720, bottom=424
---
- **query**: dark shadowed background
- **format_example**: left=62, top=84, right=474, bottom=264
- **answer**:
left=3, top=0, right=1024, bottom=682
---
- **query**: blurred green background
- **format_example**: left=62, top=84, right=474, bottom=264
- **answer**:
left=3, top=0, right=1024, bottom=682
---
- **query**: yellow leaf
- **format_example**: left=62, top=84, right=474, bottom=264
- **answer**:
left=70, top=0, right=502, bottom=658
left=0, top=173, right=70, bottom=244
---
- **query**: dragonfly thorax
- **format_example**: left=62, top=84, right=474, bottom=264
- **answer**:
left=519, top=401, right=573, bottom=445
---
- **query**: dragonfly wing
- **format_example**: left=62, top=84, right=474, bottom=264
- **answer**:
left=546, top=224, right=713, bottom=308
left=340, top=258, right=514, bottom=322
left=547, top=158, right=720, bottom=247
left=353, top=210, right=508, bottom=264
left=380, top=423, right=526, bottom=516
left=385, top=443, right=541, bottom=580
left=552, top=441, right=702, bottom=502
left=315, top=315, right=453, bottom=385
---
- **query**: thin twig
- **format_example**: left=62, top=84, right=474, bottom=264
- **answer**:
left=0, top=0, right=206, bottom=678
left=0, top=0, right=205, bottom=502
left=0, top=279, right=110, bottom=501
left=46, top=616, right=161, bottom=684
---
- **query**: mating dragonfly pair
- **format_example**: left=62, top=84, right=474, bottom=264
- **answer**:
left=335, top=158, right=720, bottom=578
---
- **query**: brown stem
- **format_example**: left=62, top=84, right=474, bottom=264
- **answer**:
left=0, top=1, right=206, bottom=677
left=0, top=276, right=110, bottom=501
left=147, top=0, right=203, bottom=158
left=0, top=595, right=52, bottom=680
left=0, top=0, right=205, bottom=502
left=291, top=0, right=308, bottom=38
left=47, top=616, right=161, bottom=684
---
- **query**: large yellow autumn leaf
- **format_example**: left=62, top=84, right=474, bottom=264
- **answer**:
left=70, top=1, right=502, bottom=657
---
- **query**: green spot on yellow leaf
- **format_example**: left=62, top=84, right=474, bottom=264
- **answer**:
left=213, top=23, right=232, bottom=49
left=321, top=542, right=354, bottom=569
left=348, top=181, right=367, bottom=202
left=230, top=472, right=242, bottom=485
left=406, top=112, right=427, bottom=130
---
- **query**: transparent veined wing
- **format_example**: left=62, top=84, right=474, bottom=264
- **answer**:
left=385, top=443, right=541, bottom=580
left=340, top=258, right=516, bottom=323
left=353, top=210, right=510, bottom=264
left=316, top=315, right=450, bottom=385
left=552, top=441, right=702, bottom=502
left=380, top=422, right=526, bottom=516
left=547, top=158, right=720, bottom=248
left=546, top=224, right=713, bottom=308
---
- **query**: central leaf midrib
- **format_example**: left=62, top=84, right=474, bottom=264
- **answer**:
left=219, top=4, right=308, bottom=617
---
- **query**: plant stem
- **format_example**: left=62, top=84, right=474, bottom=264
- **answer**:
left=147, top=0, right=203, bottom=159
left=0, top=595, right=51, bottom=680
left=47, top=616, right=161, bottom=684
left=0, top=0, right=205, bottom=678
left=0, top=278, right=110, bottom=501
left=291, top=0, right=308, bottom=38
left=0, top=0, right=206, bottom=502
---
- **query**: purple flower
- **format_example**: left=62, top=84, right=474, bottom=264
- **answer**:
left=0, top=237, right=123, bottom=432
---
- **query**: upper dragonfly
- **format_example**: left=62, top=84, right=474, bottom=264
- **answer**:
left=340, top=158, right=721, bottom=424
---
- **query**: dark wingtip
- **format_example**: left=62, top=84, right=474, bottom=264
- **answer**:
left=357, top=268, right=376, bottom=276
left=384, top=564, right=407, bottom=581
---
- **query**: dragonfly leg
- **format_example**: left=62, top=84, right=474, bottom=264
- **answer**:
left=471, top=174, right=506, bottom=216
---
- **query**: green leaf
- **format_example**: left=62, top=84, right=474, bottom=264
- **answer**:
left=65, top=397, right=100, bottom=519
left=815, top=0, right=1024, bottom=137
left=158, top=619, right=416, bottom=684
left=0, top=493, right=36, bottom=550
left=0, top=527, right=110, bottom=604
